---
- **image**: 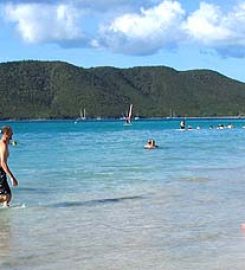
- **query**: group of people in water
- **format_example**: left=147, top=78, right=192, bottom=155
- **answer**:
left=0, top=124, right=160, bottom=207
left=145, top=119, right=237, bottom=149
left=180, top=120, right=235, bottom=130
left=0, top=120, right=239, bottom=206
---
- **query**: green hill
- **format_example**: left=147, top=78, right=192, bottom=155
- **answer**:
left=0, top=60, right=244, bottom=119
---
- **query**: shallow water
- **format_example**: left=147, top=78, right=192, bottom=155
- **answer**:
left=1, top=119, right=245, bottom=269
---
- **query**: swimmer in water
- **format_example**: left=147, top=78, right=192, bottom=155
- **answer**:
left=144, top=139, right=158, bottom=149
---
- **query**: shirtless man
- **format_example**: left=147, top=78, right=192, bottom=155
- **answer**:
left=0, top=126, right=18, bottom=206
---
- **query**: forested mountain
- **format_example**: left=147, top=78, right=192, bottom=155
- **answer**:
left=0, top=60, right=244, bottom=119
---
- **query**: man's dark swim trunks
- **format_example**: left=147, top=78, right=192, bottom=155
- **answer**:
left=0, top=167, right=10, bottom=195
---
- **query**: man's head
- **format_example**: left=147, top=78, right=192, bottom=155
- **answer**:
left=1, top=126, right=13, bottom=141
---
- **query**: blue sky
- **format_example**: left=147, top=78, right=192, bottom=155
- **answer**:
left=0, top=0, right=244, bottom=82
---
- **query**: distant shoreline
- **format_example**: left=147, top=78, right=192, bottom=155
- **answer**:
left=1, top=116, right=245, bottom=122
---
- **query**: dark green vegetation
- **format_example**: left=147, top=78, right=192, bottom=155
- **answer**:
left=0, top=60, right=244, bottom=119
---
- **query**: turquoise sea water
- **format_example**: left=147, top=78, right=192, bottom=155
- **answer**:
left=1, top=119, right=245, bottom=269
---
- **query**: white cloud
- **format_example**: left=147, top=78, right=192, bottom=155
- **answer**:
left=98, top=0, right=185, bottom=55
left=183, top=2, right=245, bottom=56
left=4, top=2, right=88, bottom=45
left=1, top=0, right=245, bottom=58
left=183, top=3, right=231, bottom=44
left=97, top=0, right=245, bottom=57
left=226, top=2, right=245, bottom=45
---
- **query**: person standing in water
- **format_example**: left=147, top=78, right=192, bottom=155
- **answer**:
left=180, top=120, right=186, bottom=129
left=0, top=126, right=18, bottom=206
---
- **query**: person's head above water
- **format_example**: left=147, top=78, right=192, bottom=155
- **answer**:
left=144, top=139, right=158, bottom=149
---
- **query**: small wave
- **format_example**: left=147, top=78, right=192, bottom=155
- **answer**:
left=11, top=203, right=26, bottom=209
left=95, top=172, right=114, bottom=176
left=182, top=176, right=210, bottom=183
left=18, top=187, right=51, bottom=194
left=0, top=203, right=26, bottom=209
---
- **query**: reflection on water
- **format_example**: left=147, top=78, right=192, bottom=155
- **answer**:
left=0, top=211, right=12, bottom=262
left=47, top=195, right=144, bottom=208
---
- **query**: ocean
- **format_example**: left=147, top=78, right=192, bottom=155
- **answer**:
left=1, top=119, right=245, bottom=270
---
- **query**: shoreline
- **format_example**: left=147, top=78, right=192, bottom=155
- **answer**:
left=0, top=116, right=245, bottom=123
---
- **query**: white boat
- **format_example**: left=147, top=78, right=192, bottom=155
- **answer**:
left=74, top=108, right=86, bottom=123
left=124, top=104, right=133, bottom=126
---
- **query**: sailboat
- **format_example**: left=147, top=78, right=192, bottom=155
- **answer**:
left=124, top=104, right=133, bottom=126
left=81, top=108, right=86, bottom=120
left=74, top=108, right=86, bottom=124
